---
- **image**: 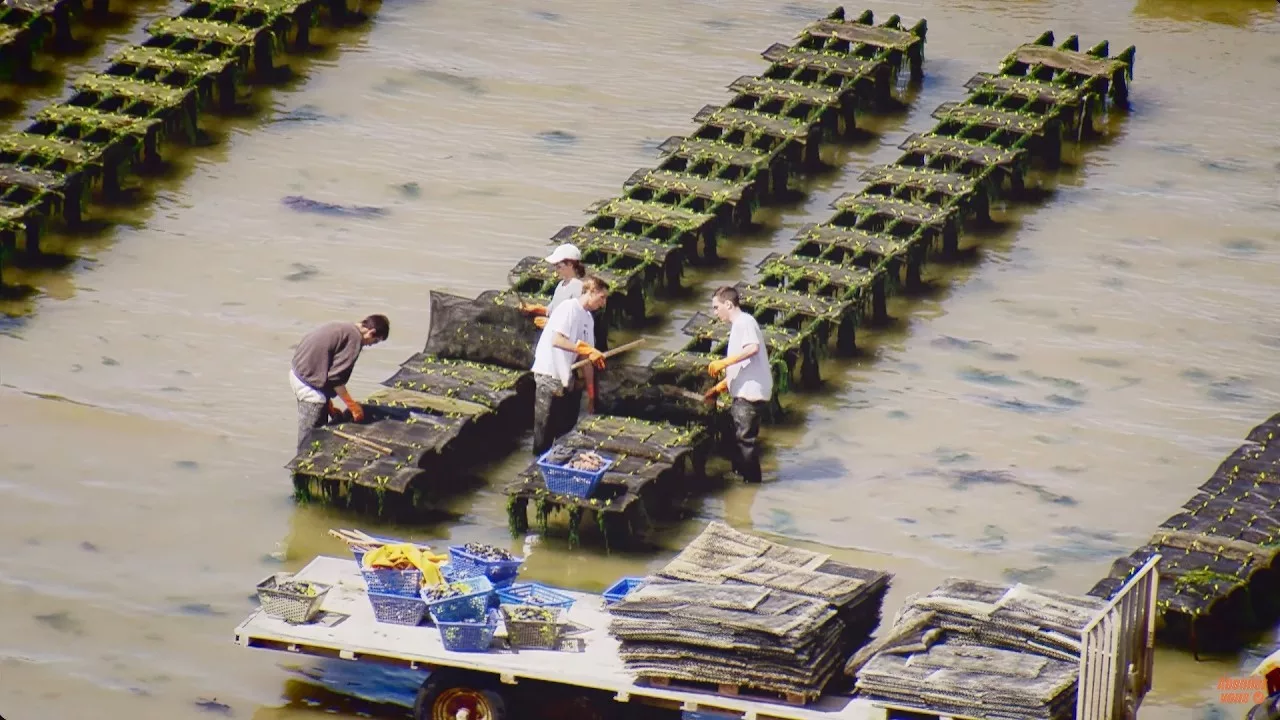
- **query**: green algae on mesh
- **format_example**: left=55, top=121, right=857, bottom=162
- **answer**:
left=587, top=197, right=715, bottom=233
left=201, top=0, right=311, bottom=16
left=735, top=283, right=848, bottom=323
left=858, top=165, right=977, bottom=197
left=801, top=18, right=921, bottom=52
left=624, top=168, right=751, bottom=204
left=796, top=224, right=912, bottom=262
left=73, top=74, right=192, bottom=108
left=758, top=254, right=880, bottom=294
left=695, top=105, right=813, bottom=141
left=147, top=17, right=261, bottom=46
left=38, top=106, right=162, bottom=139
left=762, top=43, right=879, bottom=80
left=659, top=136, right=773, bottom=170
left=931, top=101, right=1052, bottom=135
left=0, top=133, right=100, bottom=164
left=112, top=46, right=239, bottom=78
left=834, top=194, right=958, bottom=228
left=728, top=76, right=841, bottom=108
left=898, top=132, right=1025, bottom=168
left=964, top=72, right=1084, bottom=106
left=556, top=226, right=677, bottom=267
left=0, top=163, right=66, bottom=191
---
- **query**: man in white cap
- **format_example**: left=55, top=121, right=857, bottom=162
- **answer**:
left=520, top=243, right=586, bottom=330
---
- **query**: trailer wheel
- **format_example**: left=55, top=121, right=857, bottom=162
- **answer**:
left=414, top=671, right=508, bottom=720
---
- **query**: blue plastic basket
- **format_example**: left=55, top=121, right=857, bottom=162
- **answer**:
left=433, top=609, right=500, bottom=652
left=535, top=448, right=614, bottom=499
left=447, top=545, right=524, bottom=588
left=361, top=567, right=423, bottom=597
left=368, top=591, right=428, bottom=626
left=421, top=575, right=493, bottom=623
left=496, top=582, right=575, bottom=611
left=603, top=577, right=646, bottom=606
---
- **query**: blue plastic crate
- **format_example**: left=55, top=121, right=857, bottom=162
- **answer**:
left=433, top=609, right=500, bottom=652
left=421, top=575, right=493, bottom=623
left=368, top=591, right=427, bottom=626
left=603, top=577, right=646, bottom=606
left=361, top=567, right=423, bottom=597
left=535, top=448, right=614, bottom=499
left=496, top=582, right=575, bottom=611
left=447, top=545, right=524, bottom=588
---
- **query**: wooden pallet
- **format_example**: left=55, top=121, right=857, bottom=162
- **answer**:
left=640, top=675, right=812, bottom=707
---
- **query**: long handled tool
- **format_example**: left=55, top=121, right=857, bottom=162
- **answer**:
left=326, top=428, right=394, bottom=455
left=571, top=338, right=647, bottom=370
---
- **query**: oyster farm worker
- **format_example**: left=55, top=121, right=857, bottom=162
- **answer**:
left=289, top=314, right=390, bottom=451
left=530, top=276, right=609, bottom=455
left=704, top=287, right=772, bottom=483
left=519, top=243, right=585, bottom=330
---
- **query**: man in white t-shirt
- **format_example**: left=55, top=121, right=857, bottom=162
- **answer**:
left=530, top=276, right=610, bottom=455
left=704, top=286, right=772, bottom=483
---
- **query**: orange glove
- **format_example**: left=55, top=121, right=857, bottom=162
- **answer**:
left=574, top=340, right=606, bottom=370
left=327, top=401, right=343, bottom=422
left=708, top=358, right=731, bottom=377
left=533, top=316, right=548, bottom=330
left=704, top=379, right=729, bottom=403
left=520, top=303, right=548, bottom=317
left=347, top=402, right=365, bottom=423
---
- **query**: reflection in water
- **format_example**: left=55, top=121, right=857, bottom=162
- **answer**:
left=1133, top=0, right=1278, bottom=27
left=2, top=0, right=1280, bottom=718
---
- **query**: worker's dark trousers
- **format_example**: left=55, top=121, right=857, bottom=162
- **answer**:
left=533, top=374, right=582, bottom=456
left=729, top=397, right=765, bottom=483
left=297, top=399, right=327, bottom=453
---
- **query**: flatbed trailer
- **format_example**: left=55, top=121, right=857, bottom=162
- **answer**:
left=234, top=556, right=1159, bottom=720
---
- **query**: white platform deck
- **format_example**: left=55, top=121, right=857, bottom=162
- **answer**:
left=234, top=556, right=890, bottom=720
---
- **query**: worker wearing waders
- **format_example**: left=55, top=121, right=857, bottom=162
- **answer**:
left=519, top=243, right=586, bottom=330
left=289, top=315, right=390, bottom=452
left=704, top=286, right=772, bottom=483
left=530, top=276, right=609, bottom=455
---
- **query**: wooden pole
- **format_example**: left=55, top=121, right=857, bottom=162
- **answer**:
left=571, top=338, right=647, bottom=370
left=328, top=428, right=393, bottom=455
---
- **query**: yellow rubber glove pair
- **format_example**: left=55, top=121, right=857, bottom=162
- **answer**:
left=361, top=543, right=449, bottom=587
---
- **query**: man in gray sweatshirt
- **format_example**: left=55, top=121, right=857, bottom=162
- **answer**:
left=289, top=314, right=390, bottom=452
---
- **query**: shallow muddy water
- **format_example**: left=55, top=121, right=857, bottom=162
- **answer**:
left=2, top=0, right=1279, bottom=718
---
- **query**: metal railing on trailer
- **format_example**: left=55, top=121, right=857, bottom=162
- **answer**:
left=1077, top=555, right=1160, bottom=720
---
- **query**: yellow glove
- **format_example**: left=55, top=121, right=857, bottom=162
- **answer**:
left=704, top=379, right=729, bottom=403
left=708, top=359, right=731, bottom=377
left=533, top=316, right=548, bottom=330
left=574, top=340, right=606, bottom=370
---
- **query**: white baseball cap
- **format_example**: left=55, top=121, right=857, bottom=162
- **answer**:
left=544, top=243, right=582, bottom=264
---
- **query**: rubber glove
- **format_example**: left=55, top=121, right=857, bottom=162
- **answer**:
left=327, top=401, right=343, bottom=422
left=347, top=402, right=365, bottom=423
left=704, top=379, right=729, bottom=403
left=708, top=358, right=731, bottom=377
left=574, top=340, right=606, bottom=370
left=533, top=316, right=548, bottom=330
left=520, top=302, right=548, bottom=316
